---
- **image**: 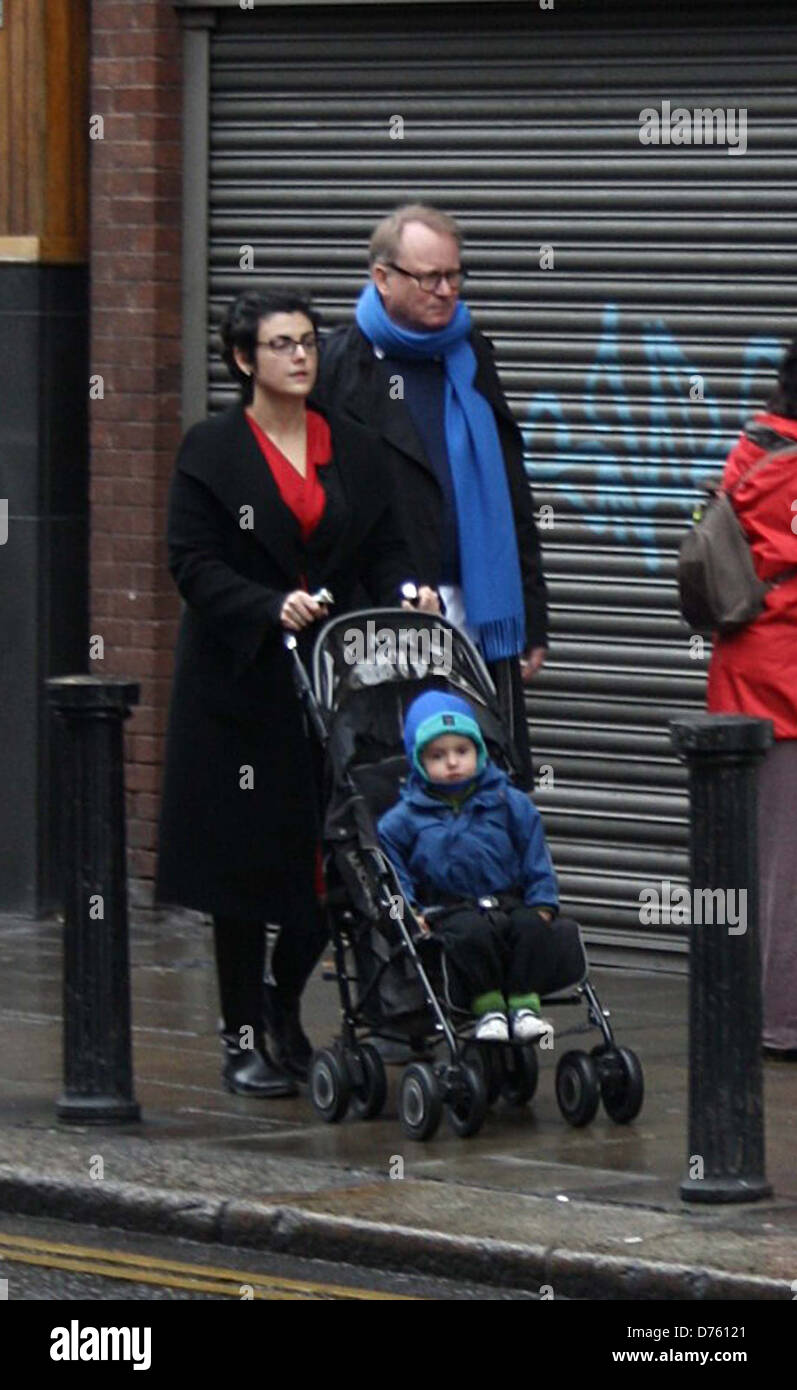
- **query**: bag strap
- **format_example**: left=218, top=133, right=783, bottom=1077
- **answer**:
left=725, top=442, right=797, bottom=499
left=741, top=419, right=796, bottom=453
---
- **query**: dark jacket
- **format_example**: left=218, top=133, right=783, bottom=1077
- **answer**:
left=377, top=762, right=559, bottom=909
left=155, top=402, right=414, bottom=919
left=312, top=322, right=549, bottom=649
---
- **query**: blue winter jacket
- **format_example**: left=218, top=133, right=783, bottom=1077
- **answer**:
left=377, top=761, right=559, bottom=910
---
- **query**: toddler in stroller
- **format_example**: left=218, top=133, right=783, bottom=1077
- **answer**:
left=378, top=690, right=566, bottom=1045
left=298, top=608, right=644, bottom=1140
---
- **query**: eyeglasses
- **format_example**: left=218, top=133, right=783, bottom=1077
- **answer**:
left=386, top=263, right=467, bottom=293
left=256, top=333, right=319, bottom=356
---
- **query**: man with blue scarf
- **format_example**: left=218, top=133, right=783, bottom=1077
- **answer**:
left=313, top=203, right=549, bottom=787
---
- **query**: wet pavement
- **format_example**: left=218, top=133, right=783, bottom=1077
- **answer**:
left=0, top=911, right=795, bottom=1298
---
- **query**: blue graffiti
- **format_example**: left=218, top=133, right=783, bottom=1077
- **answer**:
left=523, top=303, right=783, bottom=569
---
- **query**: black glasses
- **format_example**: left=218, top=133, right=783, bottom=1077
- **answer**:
left=386, top=263, right=467, bottom=293
left=256, top=333, right=319, bottom=356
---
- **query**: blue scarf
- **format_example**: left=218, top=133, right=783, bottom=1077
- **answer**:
left=355, top=283, right=526, bottom=660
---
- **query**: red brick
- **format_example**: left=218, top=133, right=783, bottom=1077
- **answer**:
left=99, top=170, right=161, bottom=200
left=133, top=114, right=180, bottom=142
left=129, top=701, right=171, bottom=738
left=106, top=367, right=161, bottom=394
left=91, top=58, right=140, bottom=87
left=130, top=792, right=162, bottom=821
left=93, top=29, right=158, bottom=60
left=103, top=618, right=139, bottom=647
left=155, top=141, right=182, bottom=171
left=107, top=86, right=158, bottom=115
left=153, top=225, right=180, bottom=256
left=128, top=818, right=158, bottom=850
left=91, top=0, right=182, bottom=850
left=106, top=114, right=142, bottom=142
left=131, top=734, right=162, bottom=764
left=90, top=336, right=159, bottom=369
left=129, top=849, right=158, bottom=878
left=90, top=477, right=116, bottom=506
left=125, top=762, right=160, bottom=795
left=94, top=2, right=163, bottom=30
left=90, top=532, right=117, bottom=562
left=92, top=422, right=158, bottom=452
left=105, top=141, right=156, bottom=171
left=106, top=535, right=152, bottom=563
left=91, top=394, right=156, bottom=425
left=127, top=452, right=162, bottom=480
left=93, top=279, right=157, bottom=312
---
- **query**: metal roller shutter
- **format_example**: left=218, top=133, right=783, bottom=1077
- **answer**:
left=206, top=1, right=797, bottom=957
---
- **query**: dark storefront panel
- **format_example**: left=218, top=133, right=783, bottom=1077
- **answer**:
left=205, top=2, right=797, bottom=950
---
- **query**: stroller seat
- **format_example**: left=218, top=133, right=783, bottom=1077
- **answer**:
left=349, top=755, right=408, bottom=822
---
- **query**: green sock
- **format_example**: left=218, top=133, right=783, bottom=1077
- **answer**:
left=472, top=990, right=507, bottom=1017
left=507, top=992, right=541, bottom=1014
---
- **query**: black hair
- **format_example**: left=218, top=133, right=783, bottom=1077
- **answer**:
left=219, top=288, right=322, bottom=403
left=765, top=337, right=797, bottom=421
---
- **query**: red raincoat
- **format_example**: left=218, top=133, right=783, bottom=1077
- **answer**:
left=706, top=412, right=797, bottom=739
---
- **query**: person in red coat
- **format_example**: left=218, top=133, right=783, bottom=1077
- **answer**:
left=706, top=341, right=797, bottom=1058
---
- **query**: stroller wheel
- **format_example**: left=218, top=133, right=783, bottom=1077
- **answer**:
left=592, top=1045, right=644, bottom=1124
left=500, top=1045, right=539, bottom=1106
left=555, top=1050, right=600, bottom=1128
left=463, top=1043, right=502, bottom=1107
left=445, top=1062, right=488, bottom=1138
left=349, top=1043, right=388, bottom=1120
left=399, top=1062, right=442, bottom=1141
left=309, top=1047, right=351, bottom=1124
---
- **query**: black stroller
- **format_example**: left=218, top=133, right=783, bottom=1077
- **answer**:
left=287, top=609, right=644, bottom=1141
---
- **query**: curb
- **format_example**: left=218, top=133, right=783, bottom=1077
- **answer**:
left=0, top=1167, right=789, bottom=1301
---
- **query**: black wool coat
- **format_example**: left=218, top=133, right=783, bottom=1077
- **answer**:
left=155, top=402, right=414, bottom=919
left=312, top=322, right=549, bottom=649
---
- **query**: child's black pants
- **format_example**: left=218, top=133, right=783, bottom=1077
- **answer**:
left=431, top=903, right=581, bottom=1010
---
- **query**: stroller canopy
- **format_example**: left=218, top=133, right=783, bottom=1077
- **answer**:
left=312, top=610, right=524, bottom=815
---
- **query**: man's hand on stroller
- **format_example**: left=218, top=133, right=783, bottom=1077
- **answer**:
left=400, top=585, right=441, bottom=615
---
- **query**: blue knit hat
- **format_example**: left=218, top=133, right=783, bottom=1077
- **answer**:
left=403, top=690, right=487, bottom=780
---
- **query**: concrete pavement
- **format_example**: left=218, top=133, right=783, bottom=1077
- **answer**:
left=0, top=911, right=795, bottom=1299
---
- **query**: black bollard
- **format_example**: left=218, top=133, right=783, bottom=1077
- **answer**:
left=670, top=713, right=773, bottom=1203
left=47, top=676, right=141, bottom=1123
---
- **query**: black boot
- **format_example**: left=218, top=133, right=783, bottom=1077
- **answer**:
left=263, top=984, right=313, bottom=1083
left=220, top=1032, right=298, bottom=1098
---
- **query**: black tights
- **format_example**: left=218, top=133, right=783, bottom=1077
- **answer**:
left=213, top=880, right=327, bottom=1037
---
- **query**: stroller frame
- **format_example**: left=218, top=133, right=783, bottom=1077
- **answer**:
left=286, top=610, right=644, bottom=1140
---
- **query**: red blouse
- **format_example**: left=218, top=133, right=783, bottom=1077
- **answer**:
left=246, top=408, right=331, bottom=543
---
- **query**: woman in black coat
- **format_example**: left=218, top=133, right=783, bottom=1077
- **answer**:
left=156, top=288, right=434, bottom=1096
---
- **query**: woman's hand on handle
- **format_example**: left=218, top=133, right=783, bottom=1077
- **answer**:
left=279, top=589, right=329, bottom=632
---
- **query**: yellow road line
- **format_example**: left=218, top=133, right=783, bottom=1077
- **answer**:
left=0, top=1231, right=414, bottom=1300
left=0, top=1249, right=324, bottom=1298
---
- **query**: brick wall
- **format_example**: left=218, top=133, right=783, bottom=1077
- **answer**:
left=90, top=0, right=183, bottom=905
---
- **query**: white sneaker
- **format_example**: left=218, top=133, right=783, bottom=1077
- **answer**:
left=475, top=1011, right=510, bottom=1042
left=511, top=1009, right=554, bottom=1043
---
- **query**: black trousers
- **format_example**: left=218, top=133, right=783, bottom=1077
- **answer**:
left=213, top=877, right=327, bottom=1036
left=490, top=658, right=533, bottom=790
left=433, top=906, right=580, bottom=1011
